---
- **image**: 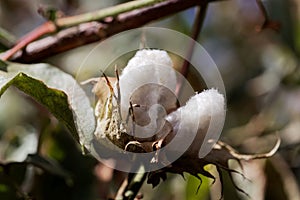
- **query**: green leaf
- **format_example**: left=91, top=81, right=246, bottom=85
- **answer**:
left=0, top=63, right=95, bottom=148
left=186, top=174, right=210, bottom=200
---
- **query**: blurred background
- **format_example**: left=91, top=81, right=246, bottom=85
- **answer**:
left=0, top=0, right=300, bottom=199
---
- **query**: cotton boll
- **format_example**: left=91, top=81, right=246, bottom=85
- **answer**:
left=166, top=89, right=225, bottom=133
left=118, top=49, right=177, bottom=100
left=117, top=49, right=177, bottom=136
left=183, top=88, right=225, bottom=130
left=165, top=89, right=225, bottom=156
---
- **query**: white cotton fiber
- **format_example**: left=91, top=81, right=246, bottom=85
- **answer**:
left=125, top=49, right=174, bottom=71
left=165, top=89, right=225, bottom=156
left=117, top=49, right=177, bottom=120
left=167, top=89, right=225, bottom=129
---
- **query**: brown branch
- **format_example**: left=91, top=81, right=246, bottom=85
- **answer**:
left=175, top=3, right=208, bottom=96
left=1, top=22, right=56, bottom=61
left=10, top=0, right=209, bottom=63
left=1, top=0, right=165, bottom=61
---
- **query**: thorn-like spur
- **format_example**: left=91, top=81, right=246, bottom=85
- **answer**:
left=129, top=101, right=137, bottom=137
left=100, top=70, right=118, bottom=100
left=115, top=65, right=120, bottom=81
left=126, top=102, right=141, bottom=135
left=113, top=65, right=124, bottom=128
left=114, top=65, right=121, bottom=103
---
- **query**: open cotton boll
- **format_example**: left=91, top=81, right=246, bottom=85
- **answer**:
left=165, top=89, right=225, bottom=155
left=117, top=49, right=177, bottom=125
left=125, top=49, right=174, bottom=71
left=166, top=89, right=225, bottom=131
left=118, top=49, right=177, bottom=94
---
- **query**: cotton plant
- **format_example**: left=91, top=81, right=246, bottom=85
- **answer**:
left=91, top=49, right=280, bottom=197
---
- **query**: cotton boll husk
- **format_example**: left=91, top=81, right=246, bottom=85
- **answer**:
left=117, top=49, right=177, bottom=134
left=165, top=89, right=225, bottom=156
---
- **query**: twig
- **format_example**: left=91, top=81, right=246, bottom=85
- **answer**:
left=1, top=22, right=56, bottom=61
left=175, top=3, right=209, bottom=96
left=56, top=0, right=165, bottom=28
left=4, top=0, right=209, bottom=63
left=0, top=0, right=165, bottom=61
left=0, top=27, right=16, bottom=48
left=115, top=178, right=129, bottom=199
left=115, top=165, right=147, bottom=200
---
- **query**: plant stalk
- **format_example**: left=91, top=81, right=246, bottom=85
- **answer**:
left=0, top=0, right=166, bottom=61
left=8, top=0, right=206, bottom=62
left=115, top=165, right=147, bottom=200
left=56, top=0, right=166, bottom=28
left=176, top=3, right=209, bottom=96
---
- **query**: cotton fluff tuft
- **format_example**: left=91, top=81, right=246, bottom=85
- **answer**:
left=118, top=49, right=177, bottom=119
left=125, top=49, right=173, bottom=71
left=182, top=88, right=225, bottom=129
left=167, top=89, right=225, bottom=128
left=165, top=88, right=225, bottom=154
